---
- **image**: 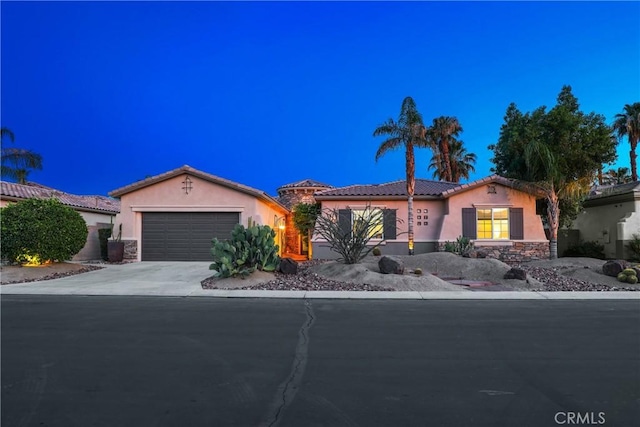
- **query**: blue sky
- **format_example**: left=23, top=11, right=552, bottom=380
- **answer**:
left=2, top=1, right=639, bottom=197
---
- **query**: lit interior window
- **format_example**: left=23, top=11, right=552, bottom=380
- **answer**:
left=477, top=208, right=509, bottom=239
left=352, top=208, right=384, bottom=239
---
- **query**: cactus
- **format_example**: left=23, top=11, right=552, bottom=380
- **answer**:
left=210, top=223, right=280, bottom=278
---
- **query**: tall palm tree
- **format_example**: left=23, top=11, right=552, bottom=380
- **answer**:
left=373, top=96, right=427, bottom=255
left=613, top=103, right=640, bottom=181
left=1, top=127, right=43, bottom=184
left=428, top=116, right=463, bottom=182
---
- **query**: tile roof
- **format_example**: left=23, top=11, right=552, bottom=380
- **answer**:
left=314, top=175, right=546, bottom=199
left=108, top=165, right=289, bottom=213
left=588, top=181, right=640, bottom=199
left=315, top=179, right=459, bottom=198
left=277, top=179, right=333, bottom=191
left=1, top=181, right=120, bottom=214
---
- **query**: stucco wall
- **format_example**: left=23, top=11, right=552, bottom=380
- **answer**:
left=571, top=199, right=639, bottom=259
left=440, top=184, right=547, bottom=243
left=114, top=173, right=287, bottom=261
left=312, top=199, right=446, bottom=259
left=312, top=184, right=547, bottom=260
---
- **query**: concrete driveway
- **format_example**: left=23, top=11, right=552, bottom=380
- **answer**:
left=0, top=262, right=212, bottom=296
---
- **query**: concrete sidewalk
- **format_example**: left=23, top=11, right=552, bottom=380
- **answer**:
left=1, top=261, right=639, bottom=299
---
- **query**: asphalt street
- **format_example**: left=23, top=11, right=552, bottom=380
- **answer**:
left=2, top=297, right=639, bottom=427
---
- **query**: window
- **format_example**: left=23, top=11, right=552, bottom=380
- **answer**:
left=352, top=208, right=384, bottom=239
left=477, top=208, right=509, bottom=239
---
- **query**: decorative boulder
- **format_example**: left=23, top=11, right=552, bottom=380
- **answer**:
left=463, top=249, right=488, bottom=259
left=378, top=255, right=404, bottom=275
left=504, top=268, right=527, bottom=280
left=279, top=257, right=298, bottom=275
left=602, top=260, right=628, bottom=277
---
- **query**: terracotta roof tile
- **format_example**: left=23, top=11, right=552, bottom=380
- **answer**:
left=314, top=175, right=547, bottom=199
left=315, top=179, right=459, bottom=198
left=278, top=179, right=333, bottom=190
left=1, top=181, right=120, bottom=214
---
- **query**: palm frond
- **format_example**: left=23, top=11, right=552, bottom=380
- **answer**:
left=1, top=127, right=15, bottom=142
left=375, top=138, right=403, bottom=161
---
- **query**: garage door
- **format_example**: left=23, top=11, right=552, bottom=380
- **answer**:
left=142, top=212, right=240, bottom=261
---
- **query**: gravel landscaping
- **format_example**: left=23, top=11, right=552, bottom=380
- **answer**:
left=1, top=264, right=104, bottom=285
left=201, top=254, right=640, bottom=292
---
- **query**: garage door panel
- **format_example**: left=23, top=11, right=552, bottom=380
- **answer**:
left=142, top=212, right=240, bottom=261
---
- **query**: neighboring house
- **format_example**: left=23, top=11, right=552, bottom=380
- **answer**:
left=0, top=181, right=120, bottom=261
left=568, top=181, right=640, bottom=259
left=108, top=165, right=289, bottom=261
left=313, top=175, right=549, bottom=263
left=276, top=179, right=333, bottom=257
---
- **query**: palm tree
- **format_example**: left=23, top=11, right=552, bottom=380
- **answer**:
left=448, top=139, right=477, bottom=183
left=612, top=103, right=640, bottom=181
left=1, top=127, right=43, bottom=184
left=428, top=116, right=463, bottom=182
left=374, top=96, right=427, bottom=255
left=601, top=167, right=633, bottom=185
left=522, top=138, right=593, bottom=259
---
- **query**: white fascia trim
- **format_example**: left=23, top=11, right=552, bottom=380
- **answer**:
left=130, top=206, right=245, bottom=212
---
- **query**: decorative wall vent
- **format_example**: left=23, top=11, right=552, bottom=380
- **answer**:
left=182, top=176, right=193, bottom=194
left=487, top=185, right=497, bottom=194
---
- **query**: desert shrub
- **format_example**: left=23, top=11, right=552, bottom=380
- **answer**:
left=372, top=247, right=381, bottom=256
left=209, top=224, right=280, bottom=278
left=414, top=267, right=423, bottom=275
left=98, top=228, right=112, bottom=261
left=313, top=206, right=399, bottom=264
left=627, top=234, right=640, bottom=261
left=443, top=236, right=473, bottom=255
left=562, top=240, right=605, bottom=259
left=1, top=198, right=88, bottom=264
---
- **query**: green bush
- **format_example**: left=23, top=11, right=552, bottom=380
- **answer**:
left=98, top=228, right=112, bottom=261
left=627, top=234, right=640, bottom=261
left=372, top=247, right=381, bottom=256
left=209, top=224, right=280, bottom=278
left=562, top=240, right=605, bottom=259
left=443, top=236, right=473, bottom=255
left=1, top=198, right=88, bottom=264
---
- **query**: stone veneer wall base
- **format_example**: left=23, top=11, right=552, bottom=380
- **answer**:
left=123, top=240, right=138, bottom=260
left=437, top=241, right=550, bottom=264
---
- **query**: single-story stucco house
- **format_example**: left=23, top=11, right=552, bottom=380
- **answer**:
left=0, top=181, right=120, bottom=261
left=312, top=175, right=550, bottom=263
left=107, top=165, right=550, bottom=263
left=108, top=165, right=289, bottom=261
left=568, top=181, right=640, bottom=259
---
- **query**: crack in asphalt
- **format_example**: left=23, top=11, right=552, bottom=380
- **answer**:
left=261, top=300, right=315, bottom=427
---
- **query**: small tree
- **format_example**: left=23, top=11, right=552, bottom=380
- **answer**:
left=1, top=198, right=88, bottom=264
left=292, top=202, right=321, bottom=256
left=313, top=205, right=401, bottom=264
